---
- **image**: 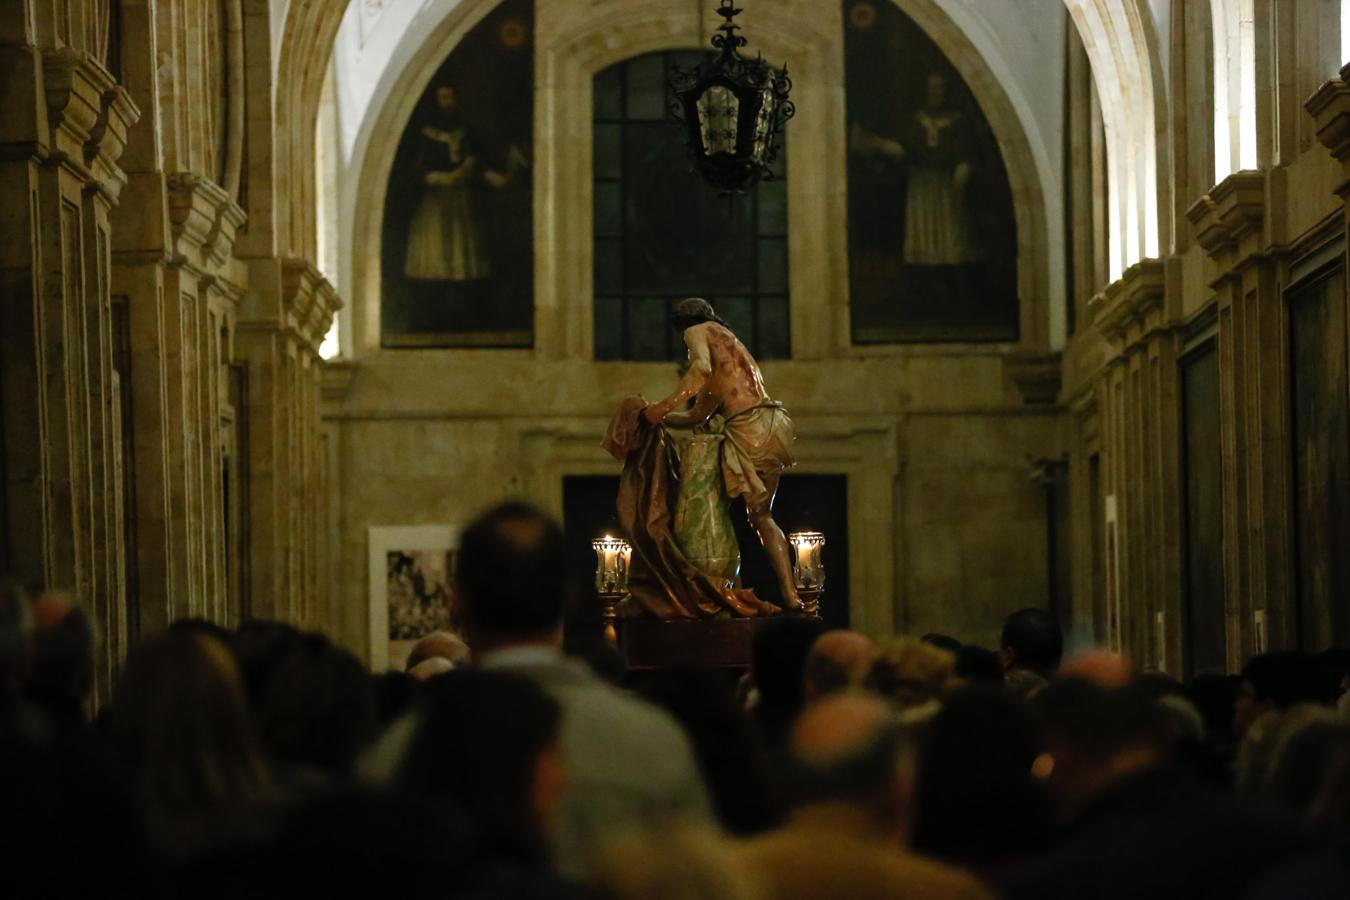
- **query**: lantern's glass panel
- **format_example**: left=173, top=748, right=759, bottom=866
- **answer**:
left=625, top=53, right=668, bottom=120
left=594, top=296, right=623, bottom=360
left=591, top=51, right=791, bottom=362
left=751, top=87, right=776, bottom=162
left=698, top=86, right=740, bottom=155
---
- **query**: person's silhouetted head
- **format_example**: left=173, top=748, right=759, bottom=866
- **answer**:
left=1032, top=679, right=1164, bottom=821
left=28, top=593, right=94, bottom=713
left=639, top=665, right=783, bottom=835
left=788, top=693, right=915, bottom=841
left=111, top=630, right=269, bottom=850
left=1235, top=651, right=1332, bottom=736
left=751, top=616, right=829, bottom=748
left=249, top=630, right=377, bottom=781
left=391, top=669, right=564, bottom=862
left=913, top=686, right=1051, bottom=867
left=1000, top=608, right=1063, bottom=677
left=456, top=503, right=569, bottom=648
left=405, top=630, right=470, bottom=672
left=955, top=645, right=1004, bottom=687
left=866, top=636, right=956, bottom=716
left=803, top=630, right=876, bottom=703
left=921, top=633, right=962, bottom=654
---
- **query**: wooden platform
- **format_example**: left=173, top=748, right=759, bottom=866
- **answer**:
left=617, top=617, right=771, bottom=670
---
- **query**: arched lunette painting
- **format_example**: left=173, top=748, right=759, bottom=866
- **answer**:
left=381, top=0, right=534, bottom=348
left=845, top=0, right=1019, bottom=344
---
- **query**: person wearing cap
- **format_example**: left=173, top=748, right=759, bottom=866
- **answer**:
left=642, top=298, right=802, bottom=611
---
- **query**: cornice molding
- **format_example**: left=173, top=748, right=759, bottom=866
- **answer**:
left=1185, top=170, right=1266, bottom=258
left=42, top=48, right=139, bottom=201
left=1087, top=258, right=1167, bottom=344
left=167, top=172, right=248, bottom=273
left=1002, top=351, right=1063, bottom=407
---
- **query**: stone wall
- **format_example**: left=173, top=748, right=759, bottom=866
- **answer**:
left=0, top=0, right=338, bottom=704
left=1061, top=0, right=1350, bottom=672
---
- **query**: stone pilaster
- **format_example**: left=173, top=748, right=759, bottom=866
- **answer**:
left=1074, top=259, right=1184, bottom=670
left=0, top=38, right=139, bottom=704
left=237, top=257, right=338, bottom=629
left=1186, top=169, right=1294, bottom=666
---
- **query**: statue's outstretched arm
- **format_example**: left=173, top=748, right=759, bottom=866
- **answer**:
left=643, top=325, right=712, bottom=424
left=663, top=390, right=719, bottom=429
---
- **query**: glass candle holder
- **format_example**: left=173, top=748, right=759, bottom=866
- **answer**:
left=592, top=535, right=632, bottom=594
left=788, top=531, right=826, bottom=592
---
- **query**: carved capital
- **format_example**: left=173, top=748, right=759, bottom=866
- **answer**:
left=1002, top=351, right=1062, bottom=406
left=1186, top=170, right=1266, bottom=258
left=167, top=172, right=247, bottom=271
left=42, top=48, right=139, bottom=199
left=1308, top=75, right=1350, bottom=196
left=281, top=258, right=341, bottom=352
left=1088, top=258, right=1166, bottom=343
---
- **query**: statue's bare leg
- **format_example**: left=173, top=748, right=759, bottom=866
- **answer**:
left=747, top=478, right=803, bottom=612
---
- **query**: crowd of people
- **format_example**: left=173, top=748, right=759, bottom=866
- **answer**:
left=3, top=501, right=1350, bottom=898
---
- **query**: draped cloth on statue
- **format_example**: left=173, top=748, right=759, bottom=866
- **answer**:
left=603, top=397, right=778, bottom=619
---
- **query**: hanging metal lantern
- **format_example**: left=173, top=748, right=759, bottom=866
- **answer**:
left=669, top=0, right=794, bottom=193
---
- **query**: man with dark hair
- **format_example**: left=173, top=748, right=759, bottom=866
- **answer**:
left=1009, top=679, right=1305, bottom=900
left=642, top=298, right=802, bottom=610
left=1234, top=650, right=1332, bottom=736
left=735, top=693, right=993, bottom=900
left=457, top=502, right=711, bottom=877
left=999, top=608, right=1063, bottom=677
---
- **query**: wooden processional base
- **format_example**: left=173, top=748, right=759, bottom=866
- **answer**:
left=616, top=617, right=772, bottom=671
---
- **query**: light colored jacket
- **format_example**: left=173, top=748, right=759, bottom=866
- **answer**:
left=483, top=648, right=713, bottom=878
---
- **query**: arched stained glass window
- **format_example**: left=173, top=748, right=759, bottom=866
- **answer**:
left=592, top=50, right=790, bottom=362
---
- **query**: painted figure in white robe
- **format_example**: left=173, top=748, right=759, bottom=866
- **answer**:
left=404, top=85, right=499, bottom=282
left=861, top=73, right=979, bottom=266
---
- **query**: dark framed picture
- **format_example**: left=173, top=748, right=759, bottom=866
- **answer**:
left=381, top=0, right=535, bottom=348
left=844, top=0, right=1019, bottom=343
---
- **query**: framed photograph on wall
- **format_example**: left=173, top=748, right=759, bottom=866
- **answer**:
left=367, top=525, right=460, bottom=672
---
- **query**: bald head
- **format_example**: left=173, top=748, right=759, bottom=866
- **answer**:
left=788, top=693, right=914, bottom=836
left=792, top=692, right=896, bottom=765
left=803, top=630, right=875, bottom=703
left=406, top=631, right=471, bottom=671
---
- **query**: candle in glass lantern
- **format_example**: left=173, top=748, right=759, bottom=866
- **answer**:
left=592, top=535, right=631, bottom=594
left=788, top=531, right=826, bottom=591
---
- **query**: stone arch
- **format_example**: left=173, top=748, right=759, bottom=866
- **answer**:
left=1063, top=0, right=1170, bottom=276
left=338, top=0, right=1059, bottom=355
left=272, top=0, right=351, bottom=260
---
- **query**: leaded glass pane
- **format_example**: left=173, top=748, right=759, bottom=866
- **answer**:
left=592, top=51, right=790, bottom=361
left=625, top=53, right=667, bottom=120
left=594, top=296, right=624, bottom=360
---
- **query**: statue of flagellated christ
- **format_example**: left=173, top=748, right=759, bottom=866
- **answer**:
left=639, top=298, right=803, bottom=612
